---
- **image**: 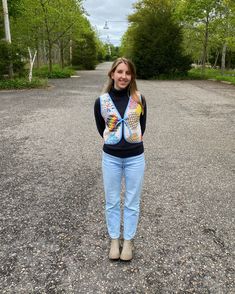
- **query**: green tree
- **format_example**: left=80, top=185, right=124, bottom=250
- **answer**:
left=0, top=40, right=25, bottom=77
left=96, top=38, right=106, bottom=62
left=178, top=0, right=222, bottom=70
left=72, top=25, right=97, bottom=70
left=214, top=0, right=235, bottom=71
left=119, top=26, right=136, bottom=58
left=123, top=0, right=192, bottom=79
left=10, top=0, right=104, bottom=71
left=177, top=0, right=235, bottom=69
left=8, top=0, right=22, bottom=17
left=11, top=0, right=84, bottom=72
left=38, top=0, right=83, bottom=72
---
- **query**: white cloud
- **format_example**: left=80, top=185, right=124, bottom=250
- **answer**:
left=83, top=0, right=136, bottom=46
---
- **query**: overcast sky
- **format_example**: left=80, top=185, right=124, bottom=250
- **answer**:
left=83, top=0, right=136, bottom=46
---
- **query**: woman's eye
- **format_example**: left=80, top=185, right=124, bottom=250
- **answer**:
left=117, top=71, right=131, bottom=75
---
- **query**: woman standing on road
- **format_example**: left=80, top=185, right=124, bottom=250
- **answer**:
left=94, top=57, right=147, bottom=261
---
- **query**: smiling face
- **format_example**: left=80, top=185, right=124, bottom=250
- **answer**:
left=111, top=62, right=132, bottom=90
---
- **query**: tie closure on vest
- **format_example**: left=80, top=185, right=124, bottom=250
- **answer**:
left=116, top=117, right=132, bottom=136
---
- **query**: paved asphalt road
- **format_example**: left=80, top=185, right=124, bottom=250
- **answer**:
left=0, top=63, right=234, bottom=293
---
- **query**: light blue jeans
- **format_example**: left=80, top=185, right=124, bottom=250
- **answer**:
left=102, top=152, right=145, bottom=240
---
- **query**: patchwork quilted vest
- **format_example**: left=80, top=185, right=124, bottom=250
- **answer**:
left=100, top=93, right=143, bottom=144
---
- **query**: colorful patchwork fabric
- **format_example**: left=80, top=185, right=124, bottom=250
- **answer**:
left=100, top=93, right=142, bottom=144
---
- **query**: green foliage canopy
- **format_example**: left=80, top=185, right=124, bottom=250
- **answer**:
left=5, top=0, right=105, bottom=71
left=0, top=40, right=25, bottom=77
left=122, top=0, right=192, bottom=79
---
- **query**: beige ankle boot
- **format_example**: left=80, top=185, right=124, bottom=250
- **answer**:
left=109, top=239, right=120, bottom=260
left=120, top=240, right=133, bottom=261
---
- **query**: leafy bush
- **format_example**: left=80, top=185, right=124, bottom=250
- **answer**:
left=189, top=68, right=235, bottom=85
left=0, top=78, right=48, bottom=90
left=34, top=65, right=75, bottom=78
left=0, top=40, right=26, bottom=77
left=72, top=31, right=97, bottom=70
left=153, top=72, right=191, bottom=80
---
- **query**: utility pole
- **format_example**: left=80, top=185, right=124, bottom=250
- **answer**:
left=2, top=0, right=11, bottom=42
left=2, top=0, right=13, bottom=77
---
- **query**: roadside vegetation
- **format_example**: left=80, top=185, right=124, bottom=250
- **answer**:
left=120, top=0, right=235, bottom=82
left=189, top=68, right=235, bottom=85
left=33, top=65, right=75, bottom=79
left=0, top=0, right=235, bottom=89
left=0, top=78, right=48, bottom=90
left=0, top=0, right=111, bottom=90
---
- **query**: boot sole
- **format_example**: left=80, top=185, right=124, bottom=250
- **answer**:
left=120, top=257, right=132, bottom=261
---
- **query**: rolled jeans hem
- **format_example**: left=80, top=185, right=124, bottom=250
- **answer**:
left=109, top=235, right=120, bottom=240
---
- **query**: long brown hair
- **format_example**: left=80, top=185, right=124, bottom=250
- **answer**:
left=104, top=57, right=144, bottom=114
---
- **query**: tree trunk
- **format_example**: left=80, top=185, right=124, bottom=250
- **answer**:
left=2, top=0, right=13, bottom=78
left=213, top=50, right=220, bottom=68
left=69, top=39, right=73, bottom=66
left=221, top=43, right=227, bottom=75
left=28, top=47, right=37, bottom=82
left=202, top=14, right=209, bottom=72
left=40, top=0, right=52, bottom=71
left=60, top=40, right=64, bottom=69
left=43, top=40, right=47, bottom=64
left=36, top=42, right=40, bottom=69
left=227, top=50, right=231, bottom=69
left=48, top=43, right=53, bottom=73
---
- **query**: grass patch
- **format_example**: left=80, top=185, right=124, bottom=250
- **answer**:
left=0, top=77, right=48, bottom=90
left=34, top=65, right=75, bottom=78
left=152, top=68, right=235, bottom=85
left=153, top=72, right=194, bottom=80
left=189, top=68, right=235, bottom=85
left=0, top=64, right=76, bottom=89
